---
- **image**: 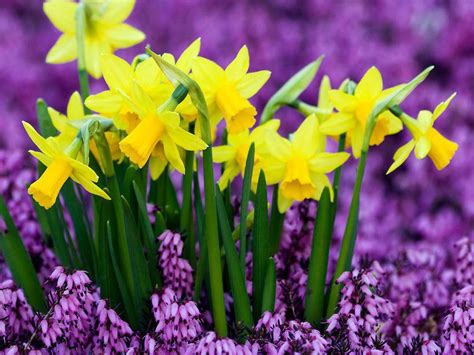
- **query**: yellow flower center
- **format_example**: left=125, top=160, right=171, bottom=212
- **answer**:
left=355, top=100, right=374, bottom=125
left=215, top=82, right=257, bottom=134
left=28, top=158, right=72, bottom=209
left=121, top=112, right=141, bottom=134
left=119, top=115, right=165, bottom=168
left=280, top=153, right=315, bottom=201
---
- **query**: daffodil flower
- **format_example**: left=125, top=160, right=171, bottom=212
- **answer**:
left=319, top=67, right=402, bottom=158
left=44, top=0, right=145, bottom=78
left=85, top=39, right=200, bottom=130
left=48, top=91, right=122, bottom=163
left=260, top=115, right=350, bottom=212
left=22, top=122, right=110, bottom=209
left=192, top=46, right=271, bottom=134
left=213, top=119, right=280, bottom=191
left=387, top=93, right=458, bottom=173
left=118, top=82, right=207, bottom=176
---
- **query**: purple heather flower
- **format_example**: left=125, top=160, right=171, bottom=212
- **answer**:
left=190, top=331, right=258, bottom=355
left=442, top=285, right=474, bottom=353
left=454, top=237, right=474, bottom=287
left=158, top=230, right=194, bottom=299
left=326, top=262, right=394, bottom=353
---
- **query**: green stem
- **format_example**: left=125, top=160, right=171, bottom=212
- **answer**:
left=93, top=130, right=134, bottom=306
left=181, top=122, right=196, bottom=268
left=75, top=3, right=90, bottom=105
left=325, top=148, right=368, bottom=317
left=288, top=100, right=332, bottom=117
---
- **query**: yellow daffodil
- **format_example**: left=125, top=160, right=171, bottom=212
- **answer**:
left=44, top=0, right=145, bottom=78
left=213, top=119, right=280, bottom=191
left=387, top=93, right=458, bottom=173
left=260, top=115, right=350, bottom=212
left=85, top=39, right=200, bottom=130
left=319, top=67, right=402, bottom=158
left=192, top=46, right=271, bottom=134
left=22, top=121, right=110, bottom=209
left=118, top=82, right=207, bottom=175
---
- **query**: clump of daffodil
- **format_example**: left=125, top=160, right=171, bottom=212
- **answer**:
left=319, top=66, right=402, bottom=158
left=85, top=39, right=200, bottom=131
left=261, top=115, right=350, bottom=212
left=193, top=46, right=271, bottom=134
left=387, top=93, right=458, bottom=173
left=22, top=122, right=110, bottom=209
left=49, top=91, right=122, bottom=162
left=44, top=0, right=145, bottom=78
left=213, top=119, right=280, bottom=191
left=118, top=82, right=207, bottom=177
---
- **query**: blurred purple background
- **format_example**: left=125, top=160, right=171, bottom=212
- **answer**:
left=1, top=0, right=473, bottom=253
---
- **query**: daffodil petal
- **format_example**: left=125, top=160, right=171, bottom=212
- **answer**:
left=149, top=156, right=167, bottom=180
left=135, top=57, right=161, bottom=91
left=277, top=185, right=293, bottom=213
left=414, top=136, right=432, bottom=159
left=225, top=45, right=249, bottom=82
left=48, top=108, right=68, bottom=133
left=67, top=158, right=99, bottom=182
left=101, top=0, right=135, bottom=24
left=433, top=93, right=456, bottom=121
left=46, top=34, right=77, bottom=64
left=318, top=75, right=332, bottom=110
left=132, top=81, right=155, bottom=116
left=106, top=24, right=145, bottom=49
left=351, top=124, right=364, bottom=158
left=86, top=41, right=110, bottom=79
left=160, top=111, right=181, bottom=129
left=168, top=126, right=208, bottom=151
left=22, top=122, right=56, bottom=157
left=43, top=1, right=77, bottom=33
left=319, top=112, right=355, bottom=135
left=355, top=66, right=383, bottom=101
left=309, top=152, right=350, bottom=174
left=386, top=140, right=415, bottom=174
left=417, top=110, right=434, bottom=134
left=236, top=70, right=271, bottom=99
left=29, top=150, right=53, bottom=167
left=71, top=173, right=110, bottom=200
left=218, top=163, right=240, bottom=191
left=85, top=90, right=123, bottom=114
left=192, top=57, right=225, bottom=91
left=293, top=114, right=319, bottom=152
left=162, top=135, right=185, bottom=173
left=67, top=91, right=84, bottom=120
left=100, top=54, right=134, bottom=91
left=427, top=128, right=458, bottom=170
left=329, top=90, right=358, bottom=112
left=213, top=146, right=236, bottom=163
left=176, top=38, right=201, bottom=73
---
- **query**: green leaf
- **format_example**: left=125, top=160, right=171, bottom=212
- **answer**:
left=304, top=187, right=332, bottom=325
left=36, top=99, right=57, bottom=137
left=260, top=56, right=324, bottom=123
left=181, top=144, right=196, bottom=267
left=269, top=185, right=285, bottom=255
left=192, top=169, right=207, bottom=302
left=239, top=143, right=255, bottom=272
left=216, top=188, right=253, bottom=328
left=261, top=257, right=276, bottom=314
left=252, top=171, right=270, bottom=320
left=0, top=195, right=47, bottom=312
left=133, top=182, right=161, bottom=288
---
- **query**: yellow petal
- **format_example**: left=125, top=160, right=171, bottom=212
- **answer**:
left=414, top=136, right=432, bottom=159
left=100, top=0, right=135, bottom=24
left=135, top=57, right=161, bottom=92
left=71, top=173, right=110, bottom=200
left=131, top=81, right=155, bottom=116
left=43, top=1, right=77, bottom=33
left=85, top=41, right=110, bottom=79
left=29, top=150, right=53, bottom=167
left=85, top=90, right=123, bottom=114
left=351, top=124, right=364, bottom=158
left=67, top=158, right=99, bottom=182
left=309, top=152, right=350, bottom=174
left=168, top=127, right=208, bottom=151
left=329, top=90, right=358, bottom=112
left=47, top=107, right=67, bottom=133
left=160, top=111, right=181, bottom=129
left=192, top=57, right=225, bottom=91
left=292, top=114, right=319, bottom=153
left=162, top=135, right=185, bottom=173
left=46, top=34, right=77, bottom=64
left=416, top=110, right=434, bottom=134
left=218, top=163, right=240, bottom=191
left=213, top=146, right=236, bottom=163
left=225, top=45, right=249, bottom=82
left=433, top=93, right=456, bottom=122
left=386, top=140, right=415, bottom=174
left=106, top=24, right=145, bottom=49
left=318, top=75, right=332, bottom=109
left=22, top=121, right=56, bottom=157
left=319, top=112, right=355, bottom=135
left=176, top=38, right=201, bottom=73
left=427, top=128, right=458, bottom=170
left=370, top=111, right=402, bottom=146
left=355, top=66, right=383, bottom=101
left=67, top=91, right=84, bottom=119
left=309, top=173, right=333, bottom=201
left=277, top=185, right=293, bottom=213
left=149, top=156, right=168, bottom=181
left=236, top=70, right=271, bottom=99
left=100, top=54, right=134, bottom=91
